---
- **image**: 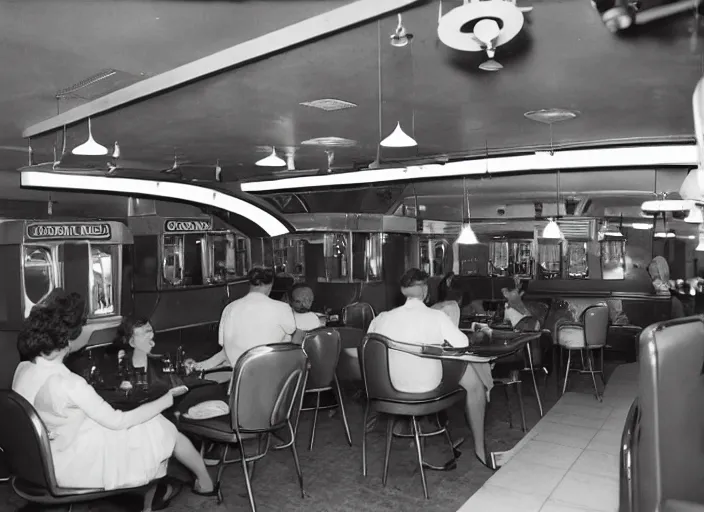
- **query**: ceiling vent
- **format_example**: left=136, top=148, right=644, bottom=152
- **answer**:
left=557, top=218, right=594, bottom=240
left=301, top=137, right=358, bottom=147
left=299, top=99, right=357, bottom=112
left=56, top=69, right=143, bottom=100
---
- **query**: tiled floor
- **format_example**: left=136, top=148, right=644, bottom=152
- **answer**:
left=457, top=363, right=638, bottom=512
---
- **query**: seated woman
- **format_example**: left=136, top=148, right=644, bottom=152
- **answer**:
left=11, top=305, right=218, bottom=508
left=108, top=317, right=229, bottom=414
left=431, top=272, right=462, bottom=326
left=648, top=256, right=685, bottom=318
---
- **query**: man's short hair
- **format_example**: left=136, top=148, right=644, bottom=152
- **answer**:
left=248, top=267, right=274, bottom=287
left=399, top=268, right=429, bottom=289
left=290, top=283, right=313, bottom=296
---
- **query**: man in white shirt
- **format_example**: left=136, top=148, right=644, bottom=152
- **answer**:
left=194, top=267, right=305, bottom=372
left=367, top=268, right=495, bottom=468
left=289, top=284, right=324, bottom=332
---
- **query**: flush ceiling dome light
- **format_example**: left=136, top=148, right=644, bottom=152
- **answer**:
left=524, top=109, right=581, bottom=124
left=542, top=218, right=563, bottom=239
left=72, top=118, right=108, bottom=156
left=380, top=122, right=417, bottom=148
left=256, top=147, right=286, bottom=167
left=438, top=0, right=525, bottom=71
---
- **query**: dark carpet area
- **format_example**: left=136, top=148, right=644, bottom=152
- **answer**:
left=0, top=357, right=620, bottom=512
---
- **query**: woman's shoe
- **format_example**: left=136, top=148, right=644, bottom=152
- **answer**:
left=474, top=450, right=497, bottom=471
left=152, top=480, right=182, bottom=511
left=192, top=481, right=221, bottom=499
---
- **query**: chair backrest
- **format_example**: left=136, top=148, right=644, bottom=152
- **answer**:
left=636, top=315, right=704, bottom=511
left=0, top=390, right=58, bottom=492
left=302, top=327, right=341, bottom=390
left=581, top=303, right=609, bottom=347
left=360, top=333, right=462, bottom=400
left=514, top=316, right=540, bottom=332
left=230, top=344, right=307, bottom=432
left=343, top=302, right=375, bottom=332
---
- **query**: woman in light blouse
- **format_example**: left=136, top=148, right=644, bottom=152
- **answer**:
left=11, top=304, right=218, bottom=510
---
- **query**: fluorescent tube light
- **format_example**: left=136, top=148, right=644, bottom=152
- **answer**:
left=20, top=171, right=291, bottom=237
left=241, top=144, right=697, bottom=192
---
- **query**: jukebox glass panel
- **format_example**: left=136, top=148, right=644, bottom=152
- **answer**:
left=489, top=240, right=509, bottom=276
left=323, top=232, right=349, bottom=281
left=538, top=241, right=562, bottom=279
left=23, top=245, right=57, bottom=317
left=209, top=233, right=249, bottom=283
left=351, top=233, right=383, bottom=282
left=510, top=241, right=533, bottom=277
left=162, top=234, right=207, bottom=287
left=567, top=241, right=589, bottom=279
left=88, top=244, right=119, bottom=317
left=272, top=237, right=305, bottom=277
left=420, top=238, right=451, bottom=276
left=601, top=239, right=626, bottom=280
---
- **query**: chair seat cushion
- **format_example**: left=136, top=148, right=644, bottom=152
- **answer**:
left=371, top=387, right=466, bottom=417
left=558, top=325, right=586, bottom=349
left=179, top=416, right=257, bottom=443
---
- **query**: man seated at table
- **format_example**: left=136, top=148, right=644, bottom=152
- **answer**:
left=367, top=268, right=495, bottom=469
left=191, top=267, right=305, bottom=374
left=288, top=283, right=325, bottom=334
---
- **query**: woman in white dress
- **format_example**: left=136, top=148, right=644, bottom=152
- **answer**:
left=11, top=304, right=218, bottom=509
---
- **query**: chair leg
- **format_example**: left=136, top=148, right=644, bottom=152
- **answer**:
left=587, top=350, right=602, bottom=402
left=143, top=482, right=159, bottom=512
left=599, top=347, right=606, bottom=384
left=308, top=392, right=321, bottom=451
left=525, top=343, right=544, bottom=417
left=236, top=435, right=257, bottom=512
left=293, top=370, right=309, bottom=439
left=436, top=413, right=457, bottom=457
left=503, top=385, right=513, bottom=429
left=410, top=416, right=429, bottom=499
left=554, top=345, right=561, bottom=396
left=334, top=376, right=353, bottom=446
left=562, top=350, right=572, bottom=396
left=287, top=422, right=305, bottom=498
left=515, top=382, right=527, bottom=433
left=382, top=416, right=395, bottom=486
left=362, top=402, right=370, bottom=476
left=216, top=443, right=230, bottom=485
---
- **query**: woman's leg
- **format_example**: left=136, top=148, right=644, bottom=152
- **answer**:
left=459, top=365, right=489, bottom=463
left=172, top=433, right=215, bottom=492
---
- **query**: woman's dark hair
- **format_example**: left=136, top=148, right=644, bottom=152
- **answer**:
left=34, top=289, right=87, bottom=341
left=248, top=267, right=274, bottom=287
left=114, top=316, right=150, bottom=349
left=437, top=271, right=455, bottom=302
left=17, top=305, right=71, bottom=361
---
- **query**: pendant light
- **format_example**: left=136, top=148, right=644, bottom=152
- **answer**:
left=456, top=176, right=479, bottom=245
left=684, top=202, right=703, bottom=223
left=256, top=147, right=286, bottom=167
left=542, top=218, right=563, bottom=239
left=72, top=118, right=108, bottom=156
left=380, top=15, right=417, bottom=148
left=539, top=122, right=563, bottom=239
left=390, top=13, right=413, bottom=47
left=474, top=19, right=503, bottom=71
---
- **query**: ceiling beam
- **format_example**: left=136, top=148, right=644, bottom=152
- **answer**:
left=23, top=0, right=422, bottom=138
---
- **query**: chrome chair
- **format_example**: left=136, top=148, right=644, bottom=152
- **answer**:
left=360, top=333, right=465, bottom=499
left=296, top=327, right=352, bottom=450
left=179, top=343, right=307, bottom=511
left=556, top=303, right=609, bottom=401
left=0, top=390, right=158, bottom=511
left=342, top=302, right=376, bottom=332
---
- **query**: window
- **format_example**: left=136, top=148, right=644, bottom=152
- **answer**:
left=23, top=246, right=57, bottom=318
left=89, top=244, right=119, bottom=317
left=163, top=235, right=184, bottom=286
left=273, top=237, right=306, bottom=277
left=489, top=241, right=509, bottom=276
left=601, top=239, right=626, bottom=280
left=210, top=233, right=250, bottom=283
left=351, top=233, right=383, bottom=282
left=510, top=241, right=533, bottom=277
left=323, top=233, right=348, bottom=281
left=567, top=241, right=589, bottom=279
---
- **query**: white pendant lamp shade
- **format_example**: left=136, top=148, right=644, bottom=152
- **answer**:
left=256, top=147, right=286, bottom=167
left=456, top=222, right=479, bottom=244
left=380, top=122, right=417, bottom=148
left=542, top=218, right=563, bottom=239
left=474, top=19, right=501, bottom=44
left=72, top=118, right=108, bottom=156
left=685, top=204, right=704, bottom=223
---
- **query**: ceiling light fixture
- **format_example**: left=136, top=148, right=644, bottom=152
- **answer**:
left=390, top=13, right=413, bottom=47
left=242, top=144, right=697, bottom=192
left=72, top=118, right=108, bottom=156
left=256, top=147, right=286, bottom=167
left=20, top=170, right=291, bottom=237
left=380, top=122, right=418, bottom=147
left=697, top=232, right=704, bottom=251
left=654, top=231, right=676, bottom=238
left=524, top=109, right=581, bottom=124
left=598, top=220, right=624, bottom=239
left=631, top=222, right=653, bottom=230
left=474, top=19, right=503, bottom=71
left=301, top=137, right=358, bottom=147
left=457, top=176, right=480, bottom=245
left=685, top=204, right=704, bottom=223
left=542, top=218, right=563, bottom=239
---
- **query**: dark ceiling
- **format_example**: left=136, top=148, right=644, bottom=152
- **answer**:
left=3, top=0, right=702, bottom=186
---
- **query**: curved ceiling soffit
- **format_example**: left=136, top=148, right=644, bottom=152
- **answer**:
left=19, top=170, right=293, bottom=238
left=22, top=0, right=424, bottom=139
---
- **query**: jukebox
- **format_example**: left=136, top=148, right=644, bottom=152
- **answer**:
left=127, top=207, right=252, bottom=334
left=0, top=220, right=133, bottom=388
